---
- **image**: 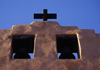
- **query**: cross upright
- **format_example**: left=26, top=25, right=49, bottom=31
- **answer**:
left=34, top=9, right=57, bottom=21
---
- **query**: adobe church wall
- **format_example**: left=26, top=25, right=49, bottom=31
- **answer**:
left=0, top=21, right=100, bottom=70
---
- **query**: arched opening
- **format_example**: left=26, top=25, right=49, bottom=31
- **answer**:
left=11, top=35, right=35, bottom=59
left=56, top=34, right=80, bottom=59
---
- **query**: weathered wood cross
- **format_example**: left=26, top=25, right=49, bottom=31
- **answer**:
left=34, top=9, right=57, bottom=21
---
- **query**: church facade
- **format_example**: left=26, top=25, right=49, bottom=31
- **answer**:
left=0, top=21, right=100, bottom=70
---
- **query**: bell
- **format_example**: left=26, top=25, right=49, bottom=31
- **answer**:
left=14, top=48, right=30, bottom=59
left=59, top=47, right=75, bottom=59
left=59, top=53, right=75, bottom=59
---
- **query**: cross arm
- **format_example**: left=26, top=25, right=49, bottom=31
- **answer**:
left=47, top=14, right=57, bottom=19
left=34, top=14, right=44, bottom=19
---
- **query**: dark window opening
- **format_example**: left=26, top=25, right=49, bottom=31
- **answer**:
left=11, top=35, right=35, bottom=59
left=56, top=34, right=80, bottom=59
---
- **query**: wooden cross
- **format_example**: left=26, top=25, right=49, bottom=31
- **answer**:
left=34, top=9, right=57, bottom=21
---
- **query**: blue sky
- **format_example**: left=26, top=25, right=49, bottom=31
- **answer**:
left=0, top=0, right=100, bottom=33
left=0, top=0, right=100, bottom=59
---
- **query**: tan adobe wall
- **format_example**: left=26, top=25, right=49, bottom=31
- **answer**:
left=0, top=21, right=100, bottom=70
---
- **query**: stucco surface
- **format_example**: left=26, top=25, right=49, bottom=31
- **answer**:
left=0, top=21, right=100, bottom=70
